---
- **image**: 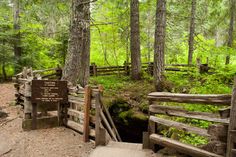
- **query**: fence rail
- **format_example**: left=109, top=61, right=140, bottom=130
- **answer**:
left=144, top=81, right=236, bottom=157
left=89, top=62, right=208, bottom=76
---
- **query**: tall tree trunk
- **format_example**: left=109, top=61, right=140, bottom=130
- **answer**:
left=188, top=0, right=196, bottom=65
left=13, top=0, right=22, bottom=74
left=225, top=0, right=235, bottom=65
left=154, top=0, right=166, bottom=92
left=62, top=0, right=90, bottom=87
left=130, top=0, right=141, bottom=80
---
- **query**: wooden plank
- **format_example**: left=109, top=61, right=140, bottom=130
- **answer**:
left=232, top=149, right=236, bottom=154
left=96, top=65, right=125, bottom=69
left=68, top=95, right=85, bottom=103
left=150, top=134, right=224, bottom=157
left=150, top=116, right=210, bottom=137
left=67, top=109, right=96, bottom=124
left=31, top=103, right=37, bottom=130
left=148, top=120, right=156, bottom=150
left=22, top=116, right=59, bottom=131
left=148, top=92, right=231, bottom=105
left=100, top=99, right=122, bottom=141
left=68, top=96, right=96, bottom=108
left=95, top=93, right=102, bottom=146
left=83, top=86, right=92, bottom=142
left=148, top=92, right=231, bottom=100
left=219, top=107, right=231, bottom=118
left=226, top=77, right=236, bottom=157
left=100, top=111, right=118, bottom=141
left=97, top=69, right=125, bottom=73
left=66, top=120, right=95, bottom=137
left=149, top=105, right=229, bottom=124
left=208, top=124, right=228, bottom=142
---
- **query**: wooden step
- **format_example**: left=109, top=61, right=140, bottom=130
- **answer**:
left=149, top=116, right=210, bottom=137
left=150, top=134, right=224, bottom=157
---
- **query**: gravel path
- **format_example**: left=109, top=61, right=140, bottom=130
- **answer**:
left=0, top=83, right=95, bottom=157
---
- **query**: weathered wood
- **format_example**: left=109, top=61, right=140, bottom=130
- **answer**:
left=66, top=120, right=95, bottom=137
left=68, top=95, right=85, bottom=102
left=95, top=93, right=102, bottom=146
left=100, top=111, right=118, bottom=141
left=31, top=103, right=37, bottom=130
left=32, top=68, right=57, bottom=74
left=148, top=92, right=231, bottom=105
left=219, top=107, right=231, bottom=118
left=208, top=124, right=228, bottom=142
left=226, top=77, right=236, bottom=157
left=100, top=98, right=122, bottom=141
left=97, top=69, right=125, bottom=73
left=149, top=105, right=229, bottom=124
left=149, top=92, right=231, bottom=100
left=58, top=103, right=63, bottom=126
left=22, top=116, right=59, bottom=131
left=150, top=134, right=224, bottom=157
left=201, top=140, right=227, bottom=156
left=142, top=132, right=150, bottom=149
left=67, top=109, right=95, bottom=124
left=148, top=120, right=156, bottom=150
left=83, top=86, right=92, bottom=142
left=24, top=97, right=32, bottom=118
left=150, top=116, right=210, bottom=137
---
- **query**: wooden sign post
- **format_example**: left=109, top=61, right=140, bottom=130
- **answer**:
left=31, top=80, right=68, bottom=129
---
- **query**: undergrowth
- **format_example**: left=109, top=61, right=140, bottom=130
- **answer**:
left=89, top=70, right=234, bottom=146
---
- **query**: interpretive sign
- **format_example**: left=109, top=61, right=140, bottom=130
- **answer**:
left=31, top=80, right=68, bottom=103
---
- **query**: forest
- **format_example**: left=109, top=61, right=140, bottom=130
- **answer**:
left=0, top=0, right=236, bottom=156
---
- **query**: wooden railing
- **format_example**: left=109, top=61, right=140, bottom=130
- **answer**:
left=67, top=85, right=121, bottom=145
left=13, top=67, right=121, bottom=146
left=145, top=79, right=236, bottom=157
left=90, top=62, right=199, bottom=76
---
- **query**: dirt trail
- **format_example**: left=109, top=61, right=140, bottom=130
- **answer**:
left=0, top=83, right=95, bottom=157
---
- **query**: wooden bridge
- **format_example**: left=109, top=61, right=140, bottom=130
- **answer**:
left=13, top=67, right=236, bottom=157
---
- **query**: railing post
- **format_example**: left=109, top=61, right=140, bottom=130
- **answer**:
left=147, top=62, right=154, bottom=76
left=226, top=77, right=236, bottom=157
left=123, top=61, right=130, bottom=76
left=92, top=63, right=97, bottom=76
left=83, top=85, right=92, bottom=142
left=56, top=66, right=62, bottom=80
left=95, top=92, right=106, bottom=146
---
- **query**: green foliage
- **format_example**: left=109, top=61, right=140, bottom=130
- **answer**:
left=179, top=132, right=208, bottom=146
left=90, top=75, right=131, bottom=90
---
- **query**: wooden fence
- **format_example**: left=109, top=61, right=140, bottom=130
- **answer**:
left=144, top=79, right=236, bottom=157
left=13, top=67, right=121, bottom=146
left=89, top=62, right=203, bottom=76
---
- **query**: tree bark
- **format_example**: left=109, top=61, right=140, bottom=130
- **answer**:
left=130, top=0, right=141, bottom=80
left=225, top=0, right=235, bottom=65
left=62, top=0, right=90, bottom=87
left=154, top=0, right=166, bottom=92
left=188, top=0, right=196, bottom=65
left=13, top=0, right=22, bottom=74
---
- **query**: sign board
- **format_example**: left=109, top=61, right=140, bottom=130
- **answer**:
left=31, top=80, right=68, bottom=103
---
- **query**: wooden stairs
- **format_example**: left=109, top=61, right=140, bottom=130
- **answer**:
left=89, top=141, right=153, bottom=157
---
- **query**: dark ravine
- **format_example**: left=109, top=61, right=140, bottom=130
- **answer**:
left=108, top=99, right=148, bottom=143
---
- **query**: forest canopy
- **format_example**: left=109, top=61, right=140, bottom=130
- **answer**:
left=0, top=0, right=235, bottom=79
